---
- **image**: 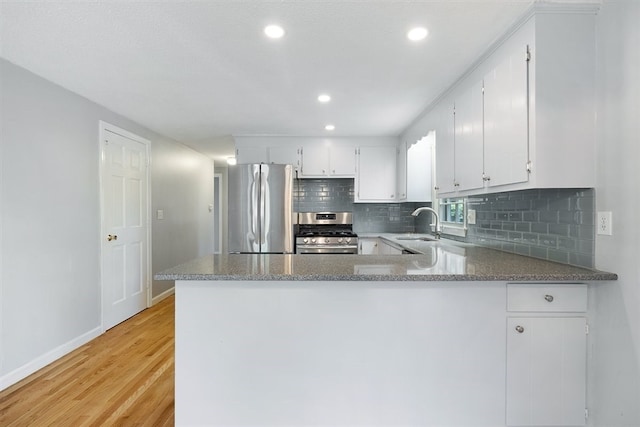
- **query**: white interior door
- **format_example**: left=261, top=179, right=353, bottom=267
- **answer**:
left=100, top=122, right=150, bottom=330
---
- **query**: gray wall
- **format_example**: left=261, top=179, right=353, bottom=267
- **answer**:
left=591, top=1, right=640, bottom=425
left=0, top=59, right=214, bottom=384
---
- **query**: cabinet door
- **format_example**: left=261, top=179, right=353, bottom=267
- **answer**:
left=396, top=141, right=407, bottom=201
left=454, top=81, right=484, bottom=192
left=236, top=147, right=268, bottom=164
left=358, top=238, right=379, bottom=254
left=268, top=146, right=300, bottom=172
left=329, top=145, right=356, bottom=176
left=484, top=44, right=529, bottom=188
left=406, top=136, right=432, bottom=202
left=435, top=104, right=456, bottom=194
left=300, top=145, right=329, bottom=176
left=506, top=317, right=587, bottom=426
left=356, top=146, right=397, bottom=202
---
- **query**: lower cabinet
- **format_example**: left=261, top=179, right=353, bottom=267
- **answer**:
left=358, top=238, right=379, bottom=254
left=506, top=284, right=588, bottom=426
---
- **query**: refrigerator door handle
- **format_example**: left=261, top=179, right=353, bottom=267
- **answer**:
left=260, top=167, right=268, bottom=249
left=251, top=176, right=258, bottom=246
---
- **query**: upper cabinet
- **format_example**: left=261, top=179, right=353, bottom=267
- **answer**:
left=300, top=144, right=356, bottom=177
left=399, top=136, right=433, bottom=202
left=235, top=146, right=267, bottom=164
left=396, top=141, right=408, bottom=201
left=430, top=10, right=597, bottom=197
left=355, top=146, right=396, bottom=202
left=483, top=46, right=529, bottom=188
left=268, top=146, right=301, bottom=173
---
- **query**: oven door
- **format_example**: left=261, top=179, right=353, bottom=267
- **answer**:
left=296, top=244, right=358, bottom=255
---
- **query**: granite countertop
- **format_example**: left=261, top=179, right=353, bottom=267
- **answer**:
left=155, top=236, right=617, bottom=282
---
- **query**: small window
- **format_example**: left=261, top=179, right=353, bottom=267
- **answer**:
left=437, top=198, right=467, bottom=237
left=439, top=198, right=465, bottom=225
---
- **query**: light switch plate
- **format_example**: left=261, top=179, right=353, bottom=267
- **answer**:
left=467, top=209, right=477, bottom=225
left=597, top=211, right=612, bottom=235
left=157, top=209, right=164, bottom=220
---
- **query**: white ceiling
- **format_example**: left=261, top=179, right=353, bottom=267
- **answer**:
left=0, top=0, right=536, bottom=164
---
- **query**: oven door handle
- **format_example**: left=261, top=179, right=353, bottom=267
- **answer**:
left=296, top=245, right=358, bottom=254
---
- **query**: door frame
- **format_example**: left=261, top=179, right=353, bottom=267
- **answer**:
left=98, top=120, right=152, bottom=332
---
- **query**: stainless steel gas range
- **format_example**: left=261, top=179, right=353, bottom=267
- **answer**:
left=295, top=212, right=358, bottom=254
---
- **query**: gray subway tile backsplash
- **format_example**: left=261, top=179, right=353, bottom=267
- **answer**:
left=465, top=188, right=595, bottom=268
left=294, top=179, right=595, bottom=269
left=294, top=178, right=430, bottom=233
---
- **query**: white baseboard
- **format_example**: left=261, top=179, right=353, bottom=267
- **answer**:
left=0, top=326, right=102, bottom=392
left=152, top=286, right=175, bottom=305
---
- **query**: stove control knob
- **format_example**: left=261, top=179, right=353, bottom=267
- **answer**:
left=303, top=238, right=309, bottom=244
left=338, top=237, right=344, bottom=243
left=311, top=238, right=316, bottom=244
left=324, top=238, right=330, bottom=243
left=345, top=237, right=351, bottom=244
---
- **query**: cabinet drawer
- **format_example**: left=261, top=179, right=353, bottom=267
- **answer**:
left=507, top=283, right=587, bottom=313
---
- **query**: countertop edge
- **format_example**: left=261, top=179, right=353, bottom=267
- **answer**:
left=156, top=273, right=618, bottom=282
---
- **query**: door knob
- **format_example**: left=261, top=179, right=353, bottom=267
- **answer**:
left=107, top=234, right=118, bottom=241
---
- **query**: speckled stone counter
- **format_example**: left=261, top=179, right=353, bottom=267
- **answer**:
left=156, top=239, right=617, bottom=282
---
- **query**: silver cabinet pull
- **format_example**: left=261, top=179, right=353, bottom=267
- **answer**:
left=544, top=294, right=554, bottom=302
left=107, top=234, right=118, bottom=241
left=515, top=325, right=524, bottom=334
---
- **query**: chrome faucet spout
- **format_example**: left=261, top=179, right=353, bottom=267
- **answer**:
left=411, top=207, right=441, bottom=239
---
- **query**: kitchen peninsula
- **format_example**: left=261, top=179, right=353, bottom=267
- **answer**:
left=157, top=240, right=616, bottom=427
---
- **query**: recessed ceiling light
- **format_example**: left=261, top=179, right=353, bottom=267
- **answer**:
left=318, top=94, right=331, bottom=103
left=264, top=25, right=285, bottom=39
left=325, top=124, right=335, bottom=131
left=407, top=27, right=428, bottom=41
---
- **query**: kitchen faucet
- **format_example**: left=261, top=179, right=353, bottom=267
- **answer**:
left=411, top=207, right=441, bottom=239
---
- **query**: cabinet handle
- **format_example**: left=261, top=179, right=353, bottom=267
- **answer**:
left=515, top=325, right=524, bottom=334
left=544, top=294, right=554, bottom=302
left=107, top=234, right=118, bottom=241
left=482, top=174, right=491, bottom=182
left=454, top=182, right=460, bottom=187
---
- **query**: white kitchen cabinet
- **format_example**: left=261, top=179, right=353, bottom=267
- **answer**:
left=435, top=103, right=456, bottom=195
left=330, top=145, right=357, bottom=176
left=483, top=44, right=529, bottom=188
left=300, top=145, right=329, bottom=176
left=268, top=146, right=301, bottom=172
left=406, top=136, right=432, bottom=202
left=506, top=283, right=588, bottom=427
left=434, top=11, right=597, bottom=197
left=454, top=80, right=485, bottom=192
left=355, top=146, right=397, bottom=202
left=358, top=238, right=379, bottom=255
left=235, top=146, right=268, bottom=164
left=396, top=141, right=407, bottom=201
left=300, top=145, right=356, bottom=177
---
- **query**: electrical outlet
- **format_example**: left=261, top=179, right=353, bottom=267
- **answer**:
left=597, top=211, right=612, bottom=235
left=467, top=209, right=477, bottom=225
left=157, top=209, right=164, bottom=220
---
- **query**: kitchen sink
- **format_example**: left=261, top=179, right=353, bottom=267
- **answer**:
left=395, top=236, right=437, bottom=242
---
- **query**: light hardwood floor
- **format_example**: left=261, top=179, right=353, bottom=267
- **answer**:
left=0, top=295, right=175, bottom=426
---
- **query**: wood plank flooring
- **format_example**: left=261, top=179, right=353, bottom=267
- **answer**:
left=0, top=295, right=175, bottom=426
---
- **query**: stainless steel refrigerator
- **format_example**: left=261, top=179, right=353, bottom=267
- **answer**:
left=228, top=164, right=294, bottom=254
